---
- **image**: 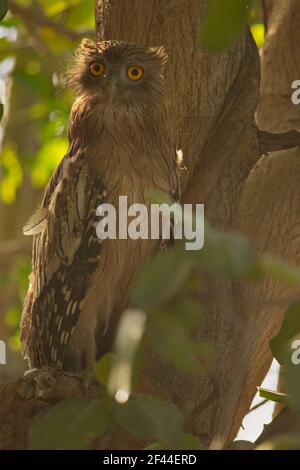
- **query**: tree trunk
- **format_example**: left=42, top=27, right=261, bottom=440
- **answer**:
left=96, top=0, right=261, bottom=445
left=222, top=0, right=300, bottom=440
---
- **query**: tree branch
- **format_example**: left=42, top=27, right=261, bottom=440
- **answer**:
left=255, top=406, right=297, bottom=445
left=257, top=129, right=300, bottom=154
left=8, top=0, right=94, bottom=41
left=0, top=371, right=99, bottom=450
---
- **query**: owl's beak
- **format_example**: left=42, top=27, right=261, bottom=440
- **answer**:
left=108, top=77, right=119, bottom=107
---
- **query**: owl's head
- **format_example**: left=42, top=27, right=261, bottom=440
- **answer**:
left=68, top=39, right=168, bottom=108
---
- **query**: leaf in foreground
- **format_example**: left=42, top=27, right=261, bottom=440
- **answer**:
left=269, top=300, right=300, bottom=365
left=112, top=394, right=184, bottom=448
left=201, top=0, right=252, bottom=52
left=0, top=0, right=8, bottom=21
left=258, top=387, right=290, bottom=405
left=256, top=433, right=300, bottom=450
left=30, top=398, right=111, bottom=450
left=146, top=433, right=202, bottom=450
left=132, top=244, right=192, bottom=309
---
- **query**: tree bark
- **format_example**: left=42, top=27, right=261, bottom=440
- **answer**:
left=228, top=0, right=300, bottom=439
left=255, top=406, right=296, bottom=445
left=96, top=0, right=261, bottom=446
left=96, top=0, right=300, bottom=446
left=0, top=371, right=99, bottom=449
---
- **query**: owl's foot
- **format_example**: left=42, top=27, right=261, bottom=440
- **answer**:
left=17, top=367, right=99, bottom=401
left=63, top=369, right=99, bottom=395
left=18, top=367, right=59, bottom=400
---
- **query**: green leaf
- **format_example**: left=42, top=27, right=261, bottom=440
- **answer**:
left=146, top=433, right=202, bottom=450
left=0, top=17, right=20, bottom=27
left=31, top=138, right=67, bottom=187
left=5, top=306, right=20, bottom=329
left=285, top=365, right=300, bottom=414
left=40, top=0, right=82, bottom=17
left=0, top=37, right=10, bottom=61
left=171, top=433, right=202, bottom=450
left=64, top=0, right=95, bottom=29
left=0, top=146, right=23, bottom=204
left=193, top=227, right=260, bottom=279
left=250, top=23, right=265, bottom=47
left=132, top=244, right=192, bottom=309
left=30, top=398, right=111, bottom=450
left=163, top=296, right=204, bottom=328
left=201, top=0, right=252, bottom=52
left=257, top=434, right=300, bottom=451
left=148, top=310, right=212, bottom=376
left=0, top=0, right=8, bottom=21
left=112, top=395, right=184, bottom=448
left=258, top=388, right=290, bottom=405
left=270, top=301, right=300, bottom=365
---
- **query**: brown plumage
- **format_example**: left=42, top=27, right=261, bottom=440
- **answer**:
left=21, top=39, right=180, bottom=372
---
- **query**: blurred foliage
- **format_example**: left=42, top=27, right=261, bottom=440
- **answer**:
left=0, top=0, right=94, bottom=360
left=270, top=301, right=300, bottom=366
left=257, top=299, right=300, bottom=449
left=258, top=387, right=290, bottom=405
left=257, top=434, right=300, bottom=451
left=0, top=144, right=22, bottom=203
left=249, top=0, right=265, bottom=46
left=201, top=0, right=265, bottom=51
left=3, top=255, right=31, bottom=350
left=0, top=1, right=8, bottom=22
left=0, top=0, right=94, bottom=199
left=30, top=398, right=111, bottom=450
left=250, top=23, right=265, bottom=47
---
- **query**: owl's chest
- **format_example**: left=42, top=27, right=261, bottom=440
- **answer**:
left=97, top=141, right=173, bottom=206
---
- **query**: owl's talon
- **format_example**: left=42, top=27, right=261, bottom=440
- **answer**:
left=18, top=368, right=58, bottom=400
left=63, top=370, right=98, bottom=394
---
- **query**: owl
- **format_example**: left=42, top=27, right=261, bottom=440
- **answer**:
left=21, top=39, right=180, bottom=372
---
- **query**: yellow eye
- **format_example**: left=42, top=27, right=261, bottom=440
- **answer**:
left=89, top=62, right=105, bottom=77
left=127, top=66, right=144, bottom=81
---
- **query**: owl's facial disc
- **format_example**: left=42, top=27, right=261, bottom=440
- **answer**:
left=107, top=76, right=120, bottom=107
left=102, top=68, right=144, bottom=107
left=70, top=41, right=167, bottom=109
left=87, top=57, right=147, bottom=106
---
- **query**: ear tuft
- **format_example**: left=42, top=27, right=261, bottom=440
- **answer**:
left=66, top=38, right=97, bottom=92
left=150, top=45, right=168, bottom=67
left=75, top=38, right=97, bottom=57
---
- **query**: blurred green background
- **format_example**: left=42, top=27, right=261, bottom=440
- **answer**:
left=0, top=0, right=95, bottom=378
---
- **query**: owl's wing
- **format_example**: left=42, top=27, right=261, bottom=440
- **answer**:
left=21, top=151, right=106, bottom=368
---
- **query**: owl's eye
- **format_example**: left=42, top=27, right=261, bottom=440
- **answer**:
left=89, top=62, right=105, bottom=77
left=127, top=66, right=144, bottom=81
